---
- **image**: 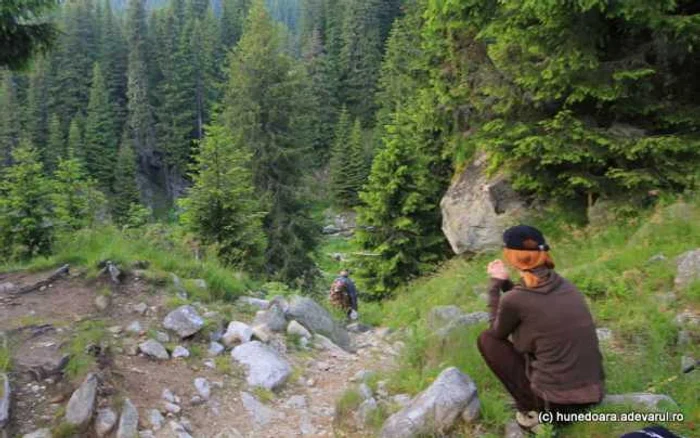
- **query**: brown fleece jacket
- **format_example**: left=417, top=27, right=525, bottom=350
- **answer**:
left=488, top=269, right=605, bottom=405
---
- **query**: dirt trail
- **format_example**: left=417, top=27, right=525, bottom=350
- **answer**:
left=0, top=268, right=399, bottom=437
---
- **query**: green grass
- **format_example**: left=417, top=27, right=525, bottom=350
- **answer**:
left=0, top=338, right=11, bottom=373
left=63, top=319, right=107, bottom=380
left=374, top=199, right=700, bottom=437
left=1, top=225, right=254, bottom=303
left=252, top=387, right=276, bottom=403
left=52, top=421, right=79, bottom=438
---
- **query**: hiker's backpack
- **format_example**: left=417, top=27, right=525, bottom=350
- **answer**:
left=329, top=278, right=351, bottom=309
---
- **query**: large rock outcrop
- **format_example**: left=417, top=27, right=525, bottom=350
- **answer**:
left=231, top=341, right=292, bottom=390
left=287, top=296, right=351, bottom=350
left=380, top=367, right=480, bottom=438
left=440, top=152, right=524, bottom=254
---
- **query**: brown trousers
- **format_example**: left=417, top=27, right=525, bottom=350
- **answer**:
left=477, top=330, right=594, bottom=414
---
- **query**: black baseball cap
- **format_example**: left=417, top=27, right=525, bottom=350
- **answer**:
left=503, top=225, right=550, bottom=251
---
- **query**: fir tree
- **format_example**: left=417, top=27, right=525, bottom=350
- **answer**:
left=84, top=62, right=118, bottom=191
left=52, top=147, right=105, bottom=232
left=0, top=0, right=58, bottom=69
left=112, top=137, right=140, bottom=225
left=24, top=58, right=50, bottom=161
left=355, top=93, right=452, bottom=297
left=0, top=72, right=20, bottom=167
left=338, top=0, right=383, bottom=125
left=220, top=0, right=251, bottom=50
left=98, top=0, right=128, bottom=132
left=222, top=0, right=319, bottom=284
left=46, top=114, right=64, bottom=171
left=67, top=117, right=83, bottom=162
left=0, top=141, right=54, bottom=260
left=303, top=28, right=338, bottom=165
left=180, top=123, right=266, bottom=270
left=125, top=0, right=156, bottom=168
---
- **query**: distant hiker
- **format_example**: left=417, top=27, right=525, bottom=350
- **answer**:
left=477, top=225, right=605, bottom=431
left=329, top=269, right=358, bottom=320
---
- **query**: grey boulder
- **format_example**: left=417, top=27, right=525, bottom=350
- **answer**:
left=237, top=297, right=270, bottom=310
left=287, top=296, right=351, bottom=350
left=241, top=392, right=276, bottom=426
left=440, top=151, right=524, bottom=254
left=231, top=341, right=292, bottom=390
left=65, top=373, right=98, bottom=428
left=428, top=306, right=489, bottom=338
left=222, top=321, right=253, bottom=347
left=380, top=367, right=480, bottom=438
left=287, top=320, right=312, bottom=339
left=22, top=430, right=52, bottom=438
left=139, top=340, right=170, bottom=360
left=675, top=249, right=700, bottom=289
left=117, top=399, right=139, bottom=438
left=96, top=408, right=118, bottom=437
left=0, top=373, right=9, bottom=429
left=163, top=306, right=204, bottom=338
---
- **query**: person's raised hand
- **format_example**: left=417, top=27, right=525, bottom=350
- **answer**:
left=487, top=259, right=509, bottom=280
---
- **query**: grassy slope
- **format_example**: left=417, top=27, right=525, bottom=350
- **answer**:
left=368, top=200, right=700, bottom=437
left=1, top=225, right=253, bottom=303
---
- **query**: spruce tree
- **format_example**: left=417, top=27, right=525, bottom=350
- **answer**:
left=220, top=0, right=251, bottom=50
left=0, top=141, right=54, bottom=260
left=0, top=0, right=58, bottom=69
left=46, top=114, right=64, bottom=171
left=67, top=117, right=83, bottom=162
left=354, top=93, right=452, bottom=297
left=52, top=147, right=105, bottom=232
left=98, top=0, right=128, bottom=132
left=125, top=0, right=156, bottom=171
left=84, top=63, right=118, bottom=191
left=180, top=122, right=266, bottom=270
left=338, top=0, right=383, bottom=125
left=330, top=117, right=367, bottom=207
left=222, top=0, right=319, bottom=284
left=112, top=137, right=140, bottom=225
left=303, top=29, right=338, bottom=165
left=24, top=58, right=50, bottom=161
left=0, top=72, right=20, bottom=167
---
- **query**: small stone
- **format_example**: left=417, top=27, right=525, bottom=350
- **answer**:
left=172, top=346, right=190, bottom=358
left=208, top=341, right=225, bottom=357
left=251, top=325, right=273, bottom=343
left=190, top=395, right=205, bottom=406
left=96, top=408, right=118, bottom=437
left=358, top=383, right=373, bottom=400
left=138, top=432, right=155, bottom=438
left=124, top=340, right=139, bottom=356
left=306, top=379, right=315, bottom=387
left=163, top=402, right=181, bottom=414
left=678, top=330, right=691, bottom=346
left=356, top=398, right=378, bottom=425
left=133, top=302, right=148, bottom=315
left=163, top=305, right=205, bottom=339
left=22, top=429, right=52, bottom=438
left=287, top=320, right=312, bottom=338
left=180, top=417, right=194, bottom=433
left=285, top=395, right=307, bottom=409
left=126, top=321, right=143, bottom=334
left=222, top=321, right=253, bottom=347
left=504, top=420, right=526, bottom=438
left=391, top=394, right=412, bottom=408
left=647, top=254, right=667, bottom=264
left=195, top=377, right=211, bottom=400
left=351, top=370, right=375, bottom=383
left=117, top=399, right=139, bottom=438
left=241, top=392, right=275, bottom=426
left=95, top=295, right=110, bottom=311
left=203, top=359, right=216, bottom=369
left=596, top=328, right=612, bottom=342
left=108, top=326, right=123, bottom=335
left=300, top=415, right=316, bottom=435
left=139, top=340, right=170, bottom=360
left=149, top=409, right=165, bottom=430
left=162, top=388, right=177, bottom=403
left=681, top=356, right=696, bottom=372
left=65, top=373, right=98, bottom=428
left=156, top=331, right=170, bottom=343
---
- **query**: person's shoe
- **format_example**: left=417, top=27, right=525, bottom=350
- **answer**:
left=515, top=411, right=540, bottom=429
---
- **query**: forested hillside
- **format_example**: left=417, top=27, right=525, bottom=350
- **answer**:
left=2, top=0, right=700, bottom=292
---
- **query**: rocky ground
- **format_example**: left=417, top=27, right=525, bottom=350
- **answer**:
left=0, top=264, right=401, bottom=438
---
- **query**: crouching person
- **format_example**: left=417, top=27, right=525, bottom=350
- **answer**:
left=477, top=225, right=605, bottom=431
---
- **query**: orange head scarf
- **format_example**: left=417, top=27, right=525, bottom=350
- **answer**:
left=503, top=247, right=555, bottom=288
